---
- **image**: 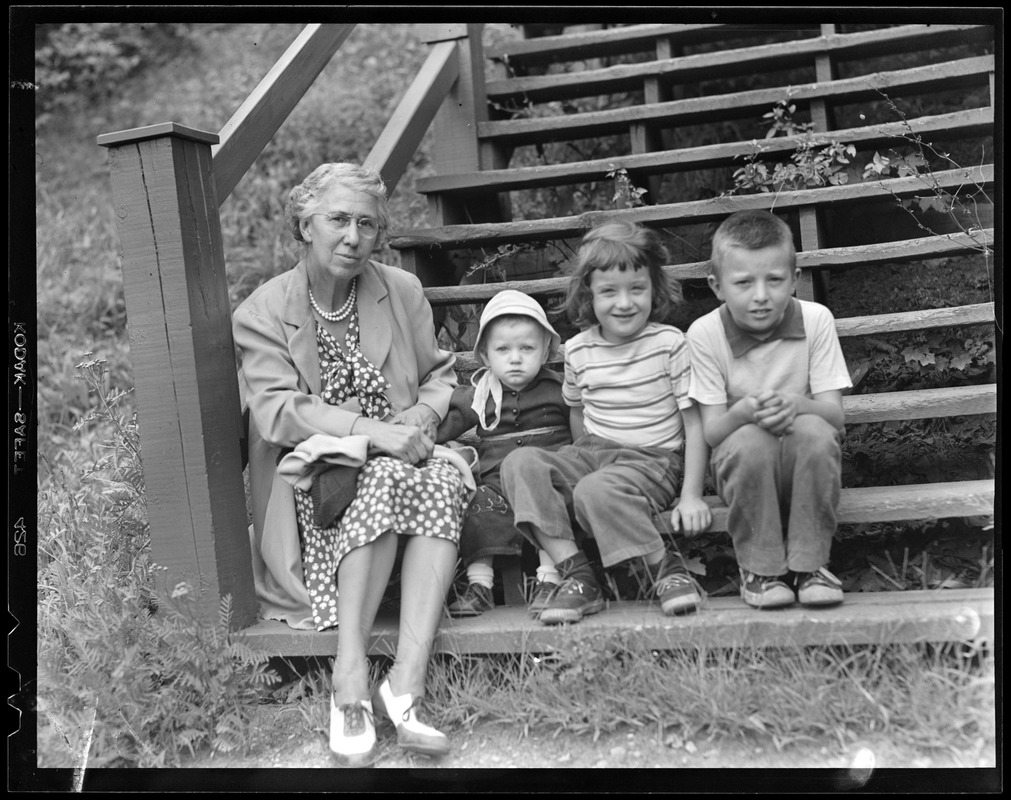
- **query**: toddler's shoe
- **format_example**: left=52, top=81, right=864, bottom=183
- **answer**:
left=329, top=694, right=377, bottom=767
left=447, top=582, right=494, bottom=618
left=526, top=579, right=560, bottom=618
left=795, top=566, right=844, bottom=607
left=739, top=569, right=795, bottom=609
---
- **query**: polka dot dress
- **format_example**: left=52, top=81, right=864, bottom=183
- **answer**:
left=294, top=311, right=467, bottom=631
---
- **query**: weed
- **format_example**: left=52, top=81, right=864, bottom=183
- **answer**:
left=37, top=357, right=279, bottom=768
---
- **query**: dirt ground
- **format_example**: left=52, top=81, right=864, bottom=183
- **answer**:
left=179, top=704, right=997, bottom=793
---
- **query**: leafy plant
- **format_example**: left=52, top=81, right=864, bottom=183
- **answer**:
left=37, top=356, right=279, bottom=768
left=606, top=165, right=648, bottom=208
left=860, top=90, right=993, bottom=257
left=35, top=23, right=190, bottom=123
left=726, top=96, right=857, bottom=198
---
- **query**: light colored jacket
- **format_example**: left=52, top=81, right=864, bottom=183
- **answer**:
left=233, top=259, right=457, bottom=628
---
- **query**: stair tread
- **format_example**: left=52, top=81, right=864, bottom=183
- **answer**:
left=414, top=108, right=993, bottom=195
left=477, top=56, right=993, bottom=145
left=238, top=588, right=994, bottom=654
left=487, top=24, right=988, bottom=104
left=391, top=170, right=993, bottom=250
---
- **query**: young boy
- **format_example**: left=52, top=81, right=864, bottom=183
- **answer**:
left=686, top=210, right=852, bottom=609
left=437, top=290, right=572, bottom=618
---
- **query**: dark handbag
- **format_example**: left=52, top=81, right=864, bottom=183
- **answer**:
left=309, top=464, right=362, bottom=528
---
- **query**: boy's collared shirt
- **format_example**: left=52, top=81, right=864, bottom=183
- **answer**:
left=687, top=298, right=852, bottom=409
left=720, top=296, right=807, bottom=358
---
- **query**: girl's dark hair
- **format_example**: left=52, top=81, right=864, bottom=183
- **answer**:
left=564, top=220, right=679, bottom=329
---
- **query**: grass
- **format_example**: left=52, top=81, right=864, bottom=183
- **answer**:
left=270, top=633, right=994, bottom=762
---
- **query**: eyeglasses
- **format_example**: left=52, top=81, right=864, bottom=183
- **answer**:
left=309, top=212, right=381, bottom=239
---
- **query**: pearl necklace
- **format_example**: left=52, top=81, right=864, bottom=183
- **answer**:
left=309, top=278, right=357, bottom=323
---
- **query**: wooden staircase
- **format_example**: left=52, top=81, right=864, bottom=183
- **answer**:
left=381, top=22, right=994, bottom=652
left=97, top=22, right=995, bottom=654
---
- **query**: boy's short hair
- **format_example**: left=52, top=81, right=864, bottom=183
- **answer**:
left=710, top=210, right=796, bottom=277
left=565, top=220, right=680, bottom=329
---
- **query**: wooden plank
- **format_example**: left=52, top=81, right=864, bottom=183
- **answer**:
left=237, top=588, right=994, bottom=654
left=391, top=166, right=993, bottom=251
left=477, top=56, right=994, bottom=146
left=486, top=23, right=731, bottom=65
left=415, top=108, right=993, bottom=196
left=100, top=130, right=256, bottom=628
left=364, top=39, right=459, bottom=195
left=487, top=24, right=990, bottom=104
left=834, top=480, right=993, bottom=525
left=842, top=385, right=996, bottom=424
left=212, top=24, right=355, bottom=204
left=420, top=231, right=993, bottom=306
left=835, top=303, right=994, bottom=337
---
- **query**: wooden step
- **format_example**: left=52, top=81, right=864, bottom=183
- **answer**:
left=842, top=384, right=995, bottom=424
left=415, top=108, right=993, bottom=197
left=477, top=56, right=993, bottom=146
left=486, top=23, right=732, bottom=68
left=391, top=168, right=994, bottom=251
left=488, top=25, right=989, bottom=104
left=659, top=480, right=994, bottom=534
left=237, top=588, right=993, bottom=654
left=421, top=232, right=994, bottom=306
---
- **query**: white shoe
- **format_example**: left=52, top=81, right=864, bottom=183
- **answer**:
left=329, top=694, right=377, bottom=767
left=373, top=678, right=449, bottom=758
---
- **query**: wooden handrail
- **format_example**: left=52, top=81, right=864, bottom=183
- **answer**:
left=364, top=39, right=460, bottom=195
left=212, top=24, right=356, bottom=204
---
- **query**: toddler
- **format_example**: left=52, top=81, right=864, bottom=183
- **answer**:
left=500, top=221, right=711, bottom=625
left=686, top=209, right=851, bottom=608
left=437, top=290, right=572, bottom=618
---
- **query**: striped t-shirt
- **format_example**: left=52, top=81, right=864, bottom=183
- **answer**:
left=563, top=322, right=692, bottom=450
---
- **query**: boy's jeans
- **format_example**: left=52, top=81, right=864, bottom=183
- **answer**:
left=500, top=434, right=682, bottom=568
left=711, top=414, right=841, bottom=576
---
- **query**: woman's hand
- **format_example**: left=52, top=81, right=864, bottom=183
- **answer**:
left=389, top=403, right=441, bottom=441
left=353, top=416, right=434, bottom=464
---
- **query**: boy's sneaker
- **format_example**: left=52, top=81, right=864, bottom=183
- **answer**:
left=447, top=583, right=494, bottom=618
left=739, top=569, right=795, bottom=609
left=527, top=579, right=560, bottom=618
left=795, top=567, right=844, bottom=607
left=538, top=576, right=605, bottom=625
left=654, top=570, right=703, bottom=616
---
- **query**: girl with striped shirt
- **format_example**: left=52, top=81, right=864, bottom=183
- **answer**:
left=500, top=221, right=712, bottom=625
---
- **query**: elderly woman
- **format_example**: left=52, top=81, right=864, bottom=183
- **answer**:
left=233, top=162, right=468, bottom=766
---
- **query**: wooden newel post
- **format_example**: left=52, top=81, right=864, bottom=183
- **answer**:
left=96, top=122, right=256, bottom=629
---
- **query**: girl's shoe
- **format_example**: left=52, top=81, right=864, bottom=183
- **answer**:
left=739, top=569, right=795, bottom=609
left=329, top=694, right=377, bottom=767
left=654, top=570, right=703, bottom=616
left=795, top=566, right=844, bottom=607
left=372, top=679, right=450, bottom=758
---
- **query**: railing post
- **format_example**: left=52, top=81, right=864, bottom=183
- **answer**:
left=96, top=122, right=256, bottom=629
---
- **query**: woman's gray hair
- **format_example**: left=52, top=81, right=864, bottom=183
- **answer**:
left=284, top=162, right=390, bottom=245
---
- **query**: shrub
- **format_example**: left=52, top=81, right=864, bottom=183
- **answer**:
left=35, top=23, right=190, bottom=122
left=37, top=356, right=279, bottom=767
